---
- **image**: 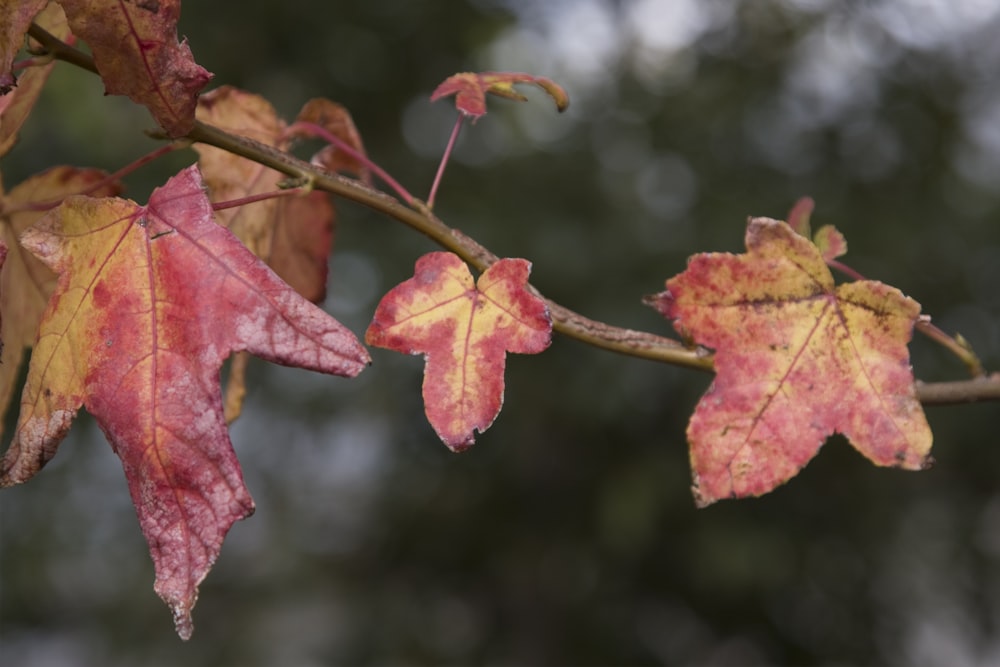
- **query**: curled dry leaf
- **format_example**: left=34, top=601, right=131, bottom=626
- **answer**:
left=431, top=71, right=569, bottom=120
left=289, top=97, right=371, bottom=182
left=58, top=0, right=211, bottom=136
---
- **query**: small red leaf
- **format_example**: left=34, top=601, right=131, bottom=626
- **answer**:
left=786, top=196, right=815, bottom=238
left=431, top=71, right=569, bottom=120
left=813, top=224, right=848, bottom=262
left=366, top=252, right=551, bottom=449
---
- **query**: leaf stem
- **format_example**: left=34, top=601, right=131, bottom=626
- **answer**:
left=827, top=258, right=866, bottom=282
left=2, top=143, right=182, bottom=214
left=285, top=120, right=416, bottom=205
left=211, top=187, right=304, bottom=212
left=184, top=120, right=711, bottom=371
left=427, top=115, right=464, bottom=209
left=915, top=317, right=985, bottom=377
left=27, top=23, right=98, bottom=75
left=829, top=258, right=985, bottom=377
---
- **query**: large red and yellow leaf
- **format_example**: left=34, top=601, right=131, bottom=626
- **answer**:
left=195, top=86, right=340, bottom=421
left=57, top=0, right=211, bottom=136
left=0, top=165, right=121, bottom=438
left=431, top=71, right=569, bottom=120
left=0, top=165, right=370, bottom=638
left=366, top=252, right=551, bottom=450
left=648, top=217, right=932, bottom=507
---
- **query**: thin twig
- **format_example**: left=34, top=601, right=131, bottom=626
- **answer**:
left=285, top=120, right=416, bottom=205
left=428, top=115, right=463, bottom=209
left=829, top=259, right=985, bottom=376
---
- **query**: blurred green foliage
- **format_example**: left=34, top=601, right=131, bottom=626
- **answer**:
left=4, top=0, right=1000, bottom=664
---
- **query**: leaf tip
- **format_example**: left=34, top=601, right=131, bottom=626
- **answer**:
left=691, top=483, right=715, bottom=509
left=643, top=290, right=673, bottom=314
left=446, top=436, right=475, bottom=453
left=787, top=196, right=815, bottom=237
left=171, top=604, right=195, bottom=641
left=534, top=76, right=570, bottom=113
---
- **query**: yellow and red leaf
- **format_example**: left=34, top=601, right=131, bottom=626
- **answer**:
left=649, top=217, right=932, bottom=507
left=366, top=252, right=551, bottom=450
left=0, top=165, right=122, bottom=441
left=195, top=86, right=355, bottom=420
left=0, top=165, right=369, bottom=638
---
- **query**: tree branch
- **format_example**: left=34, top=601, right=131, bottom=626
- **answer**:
left=184, top=121, right=712, bottom=372
left=26, top=21, right=1000, bottom=404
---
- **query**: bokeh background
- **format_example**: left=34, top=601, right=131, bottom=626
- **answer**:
left=4, top=0, right=1000, bottom=664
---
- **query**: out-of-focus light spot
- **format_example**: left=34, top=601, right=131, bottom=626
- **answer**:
left=627, top=0, right=734, bottom=92
left=955, top=89, right=1000, bottom=192
left=635, top=153, right=698, bottom=219
left=872, top=0, right=1000, bottom=50
left=784, top=16, right=888, bottom=129
left=543, top=0, right=621, bottom=82
left=591, top=111, right=653, bottom=173
left=327, top=250, right=382, bottom=318
left=838, top=118, right=902, bottom=182
left=402, top=96, right=462, bottom=159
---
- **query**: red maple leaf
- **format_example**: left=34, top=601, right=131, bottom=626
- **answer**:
left=195, top=85, right=367, bottom=421
left=431, top=71, right=569, bottom=120
left=58, top=0, right=211, bottom=136
left=0, top=165, right=370, bottom=638
left=648, top=217, right=932, bottom=507
left=366, top=252, right=551, bottom=449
